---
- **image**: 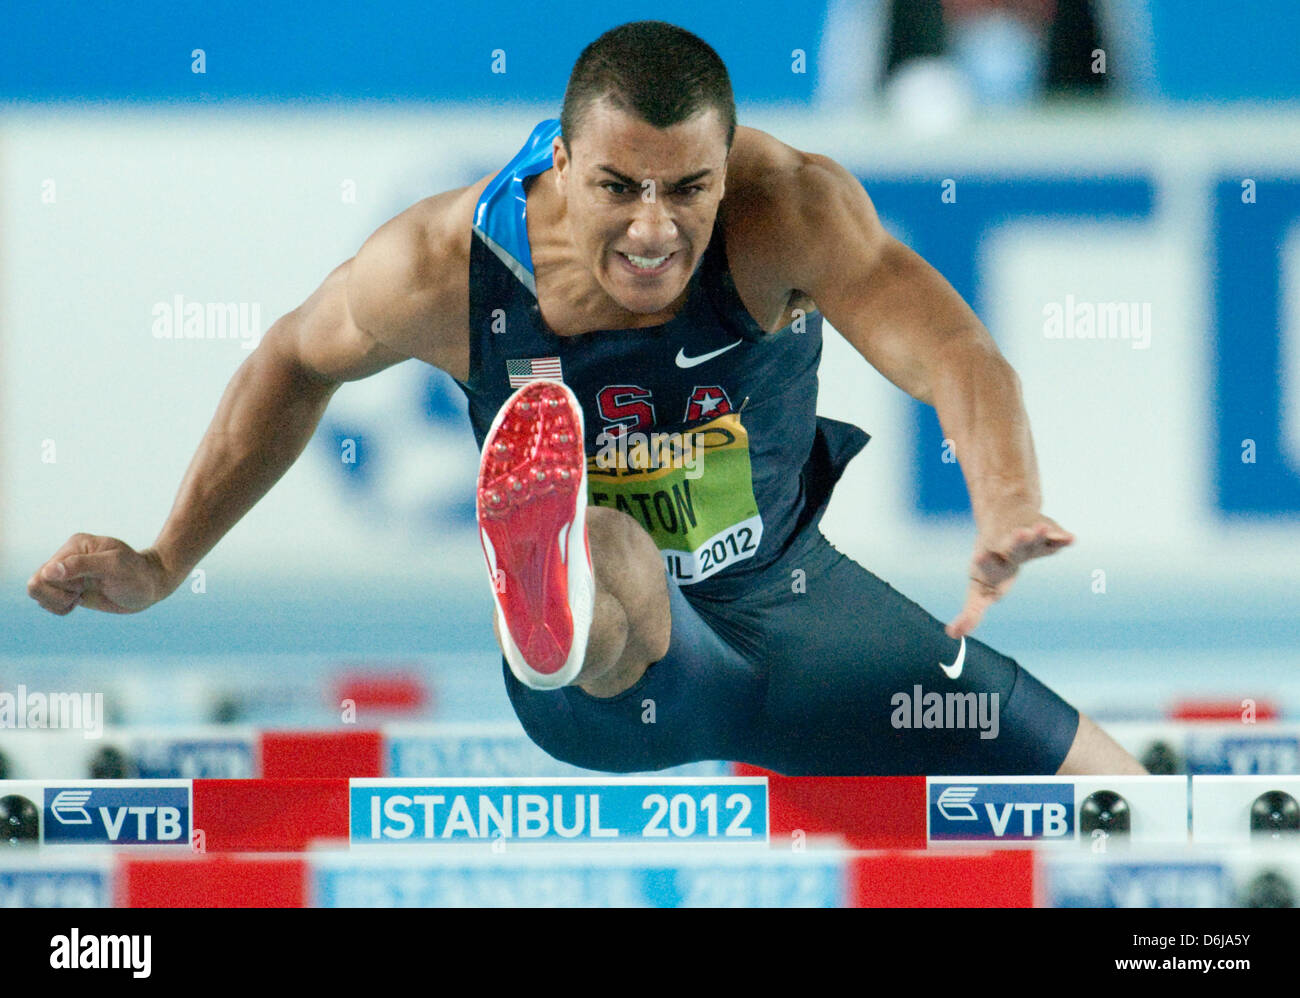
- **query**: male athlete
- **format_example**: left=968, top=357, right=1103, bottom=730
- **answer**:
left=28, top=21, right=1144, bottom=775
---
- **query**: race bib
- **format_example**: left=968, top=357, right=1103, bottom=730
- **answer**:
left=587, top=412, right=762, bottom=585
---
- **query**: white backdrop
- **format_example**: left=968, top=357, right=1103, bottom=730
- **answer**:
left=4, top=105, right=1299, bottom=611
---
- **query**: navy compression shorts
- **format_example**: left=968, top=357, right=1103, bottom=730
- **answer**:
left=504, top=526, right=1080, bottom=776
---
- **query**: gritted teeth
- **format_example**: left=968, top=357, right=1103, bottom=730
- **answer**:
left=622, top=252, right=670, bottom=269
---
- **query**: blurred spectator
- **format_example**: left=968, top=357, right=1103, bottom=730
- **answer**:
left=871, top=0, right=1112, bottom=122
left=945, top=0, right=1052, bottom=106
left=1041, top=0, right=1111, bottom=97
left=881, top=0, right=976, bottom=134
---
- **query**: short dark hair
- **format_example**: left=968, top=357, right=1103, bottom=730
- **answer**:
left=560, top=21, right=736, bottom=156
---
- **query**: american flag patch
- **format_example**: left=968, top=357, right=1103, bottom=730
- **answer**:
left=506, top=356, right=563, bottom=388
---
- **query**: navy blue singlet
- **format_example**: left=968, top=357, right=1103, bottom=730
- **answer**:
left=456, top=119, right=868, bottom=599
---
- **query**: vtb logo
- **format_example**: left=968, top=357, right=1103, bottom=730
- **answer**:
left=929, top=783, right=1074, bottom=841
left=43, top=786, right=190, bottom=845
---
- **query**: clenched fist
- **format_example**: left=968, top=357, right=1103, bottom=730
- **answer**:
left=27, top=534, right=176, bottom=616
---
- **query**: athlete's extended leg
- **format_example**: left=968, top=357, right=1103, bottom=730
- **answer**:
left=499, top=511, right=769, bottom=773
left=477, top=378, right=670, bottom=695
left=493, top=505, right=670, bottom=698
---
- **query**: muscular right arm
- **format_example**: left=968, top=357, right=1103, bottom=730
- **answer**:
left=28, top=186, right=475, bottom=615
left=146, top=258, right=410, bottom=595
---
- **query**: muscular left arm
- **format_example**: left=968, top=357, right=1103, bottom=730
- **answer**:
left=781, top=153, right=1074, bottom=638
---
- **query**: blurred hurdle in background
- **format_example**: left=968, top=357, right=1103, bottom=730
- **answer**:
left=6, top=718, right=1300, bottom=782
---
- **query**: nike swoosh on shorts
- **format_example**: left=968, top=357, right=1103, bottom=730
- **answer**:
left=940, top=636, right=966, bottom=679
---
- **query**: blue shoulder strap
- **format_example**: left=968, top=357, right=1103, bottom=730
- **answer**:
left=472, top=119, right=561, bottom=298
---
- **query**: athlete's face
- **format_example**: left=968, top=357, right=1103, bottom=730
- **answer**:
left=552, top=99, right=729, bottom=315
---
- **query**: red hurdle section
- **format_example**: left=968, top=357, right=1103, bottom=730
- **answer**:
left=192, top=779, right=351, bottom=852
left=331, top=669, right=431, bottom=715
left=734, top=766, right=928, bottom=849
left=190, top=772, right=932, bottom=855
left=119, top=855, right=308, bottom=908
left=259, top=730, right=384, bottom=779
left=1168, top=698, right=1279, bottom=722
left=849, top=851, right=1036, bottom=907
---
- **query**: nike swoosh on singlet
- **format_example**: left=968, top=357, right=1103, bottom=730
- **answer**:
left=940, top=637, right=966, bottom=680
left=675, top=340, right=742, bottom=368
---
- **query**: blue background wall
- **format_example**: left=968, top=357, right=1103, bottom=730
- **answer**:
left=5, top=1, right=1299, bottom=104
